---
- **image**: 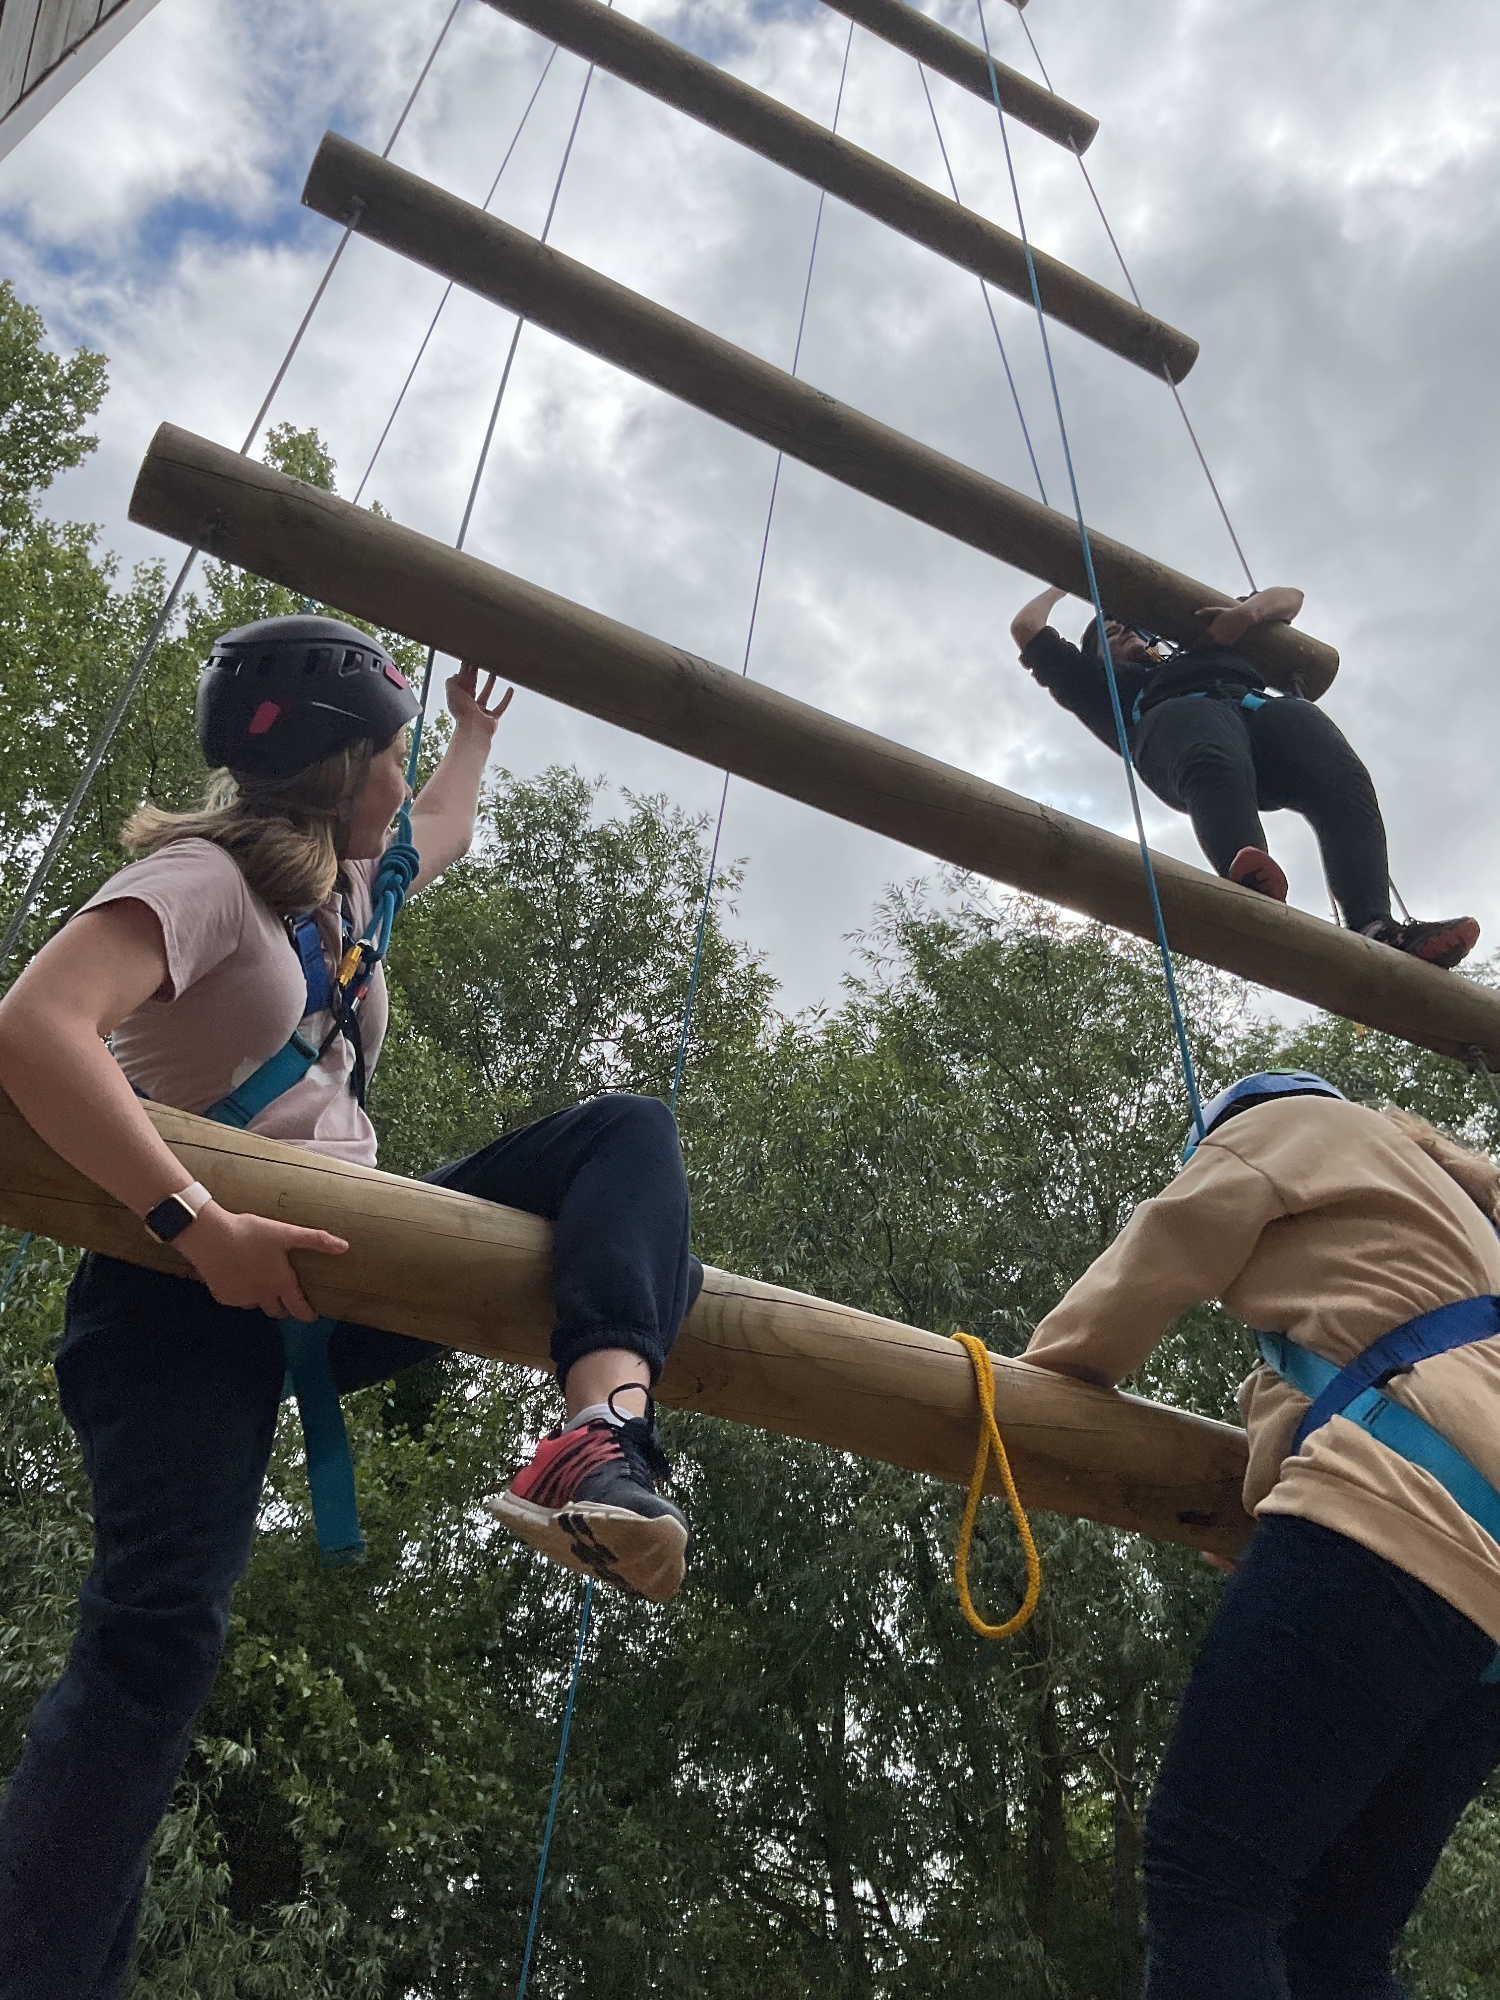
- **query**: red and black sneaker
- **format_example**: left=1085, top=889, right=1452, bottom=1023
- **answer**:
left=1227, top=846, right=1289, bottom=902
left=1362, top=916, right=1480, bottom=971
left=486, top=1395, right=690, bottom=1603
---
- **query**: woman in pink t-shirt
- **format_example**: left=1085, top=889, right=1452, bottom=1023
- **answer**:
left=0, top=615, right=699, bottom=2000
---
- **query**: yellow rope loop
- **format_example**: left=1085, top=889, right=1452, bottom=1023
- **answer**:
left=950, top=1331, right=1043, bottom=1642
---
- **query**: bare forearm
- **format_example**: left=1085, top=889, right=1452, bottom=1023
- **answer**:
left=0, top=1007, right=195, bottom=1217
left=410, top=729, right=488, bottom=874
left=1011, top=586, right=1068, bottom=650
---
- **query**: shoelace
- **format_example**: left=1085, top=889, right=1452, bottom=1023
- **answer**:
left=611, top=1414, right=671, bottom=1489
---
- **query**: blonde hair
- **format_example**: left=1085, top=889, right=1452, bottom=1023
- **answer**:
left=1383, top=1105, right=1500, bottom=1226
left=121, top=740, right=376, bottom=916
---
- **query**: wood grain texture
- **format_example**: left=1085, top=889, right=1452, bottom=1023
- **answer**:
left=0, top=0, right=43, bottom=115
left=127, top=426, right=1499, bottom=1063
left=822, top=0, right=1096, bottom=152
left=480, top=0, right=1172, bottom=375
left=24, top=0, right=101, bottom=90
left=300, top=132, right=1334, bottom=696
left=0, top=1084, right=1252, bottom=1554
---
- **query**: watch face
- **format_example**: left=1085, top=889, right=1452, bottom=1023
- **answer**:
left=145, top=1194, right=196, bottom=1244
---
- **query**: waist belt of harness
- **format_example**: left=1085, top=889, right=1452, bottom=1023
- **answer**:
left=1257, top=1296, right=1500, bottom=1684
left=1131, top=683, right=1271, bottom=728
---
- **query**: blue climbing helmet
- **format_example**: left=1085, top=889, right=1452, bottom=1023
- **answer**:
left=1182, top=1069, right=1346, bottom=1160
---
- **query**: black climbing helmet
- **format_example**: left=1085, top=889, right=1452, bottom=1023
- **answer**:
left=196, top=615, right=419, bottom=779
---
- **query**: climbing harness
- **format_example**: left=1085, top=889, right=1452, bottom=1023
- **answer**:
left=1128, top=681, right=1272, bottom=731
left=1257, top=1305, right=1500, bottom=1683
left=950, top=1332, right=1042, bottom=1641
left=202, top=820, right=423, bottom=1568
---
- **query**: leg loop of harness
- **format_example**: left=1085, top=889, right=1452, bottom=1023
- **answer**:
left=950, top=1332, right=1042, bottom=1640
left=280, top=1316, right=366, bottom=1568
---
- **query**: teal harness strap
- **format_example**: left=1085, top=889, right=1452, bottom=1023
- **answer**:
left=204, top=1062, right=362, bottom=1570
left=279, top=1314, right=366, bottom=1567
left=204, top=1032, right=321, bottom=1130
left=1257, top=1328, right=1500, bottom=1684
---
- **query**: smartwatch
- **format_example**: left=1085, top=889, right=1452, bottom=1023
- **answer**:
left=143, top=1181, right=215, bottom=1245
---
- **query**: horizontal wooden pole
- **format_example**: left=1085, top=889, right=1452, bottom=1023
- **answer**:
left=300, top=132, right=1334, bottom=697
left=0, top=1086, right=1251, bottom=1554
left=481, top=0, right=1180, bottom=378
left=822, top=0, right=1096, bottom=154
left=129, top=424, right=1499, bottom=1064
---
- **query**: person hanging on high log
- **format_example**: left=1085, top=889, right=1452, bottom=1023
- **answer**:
left=1010, top=585, right=1480, bottom=968
left=1024, top=1070, right=1500, bottom=1997
left=0, top=615, right=698, bottom=2000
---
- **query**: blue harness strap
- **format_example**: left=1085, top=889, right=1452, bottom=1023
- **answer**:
left=204, top=1032, right=321, bottom=1130
left=279, top=1314, right=366, bottom=1567
left=1130, top=683, right=1273, bottom=729
left=1257, top=1301, right=1500, bottom=1684
left=1286, top=1295, right=1500, bottom=1453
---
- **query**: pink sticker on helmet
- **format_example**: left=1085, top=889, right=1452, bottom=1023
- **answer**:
left=384, top=663, right=409, bottom=689
left=247, top=701, right=281, bottom=735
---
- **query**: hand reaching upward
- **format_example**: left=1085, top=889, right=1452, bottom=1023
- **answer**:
left=447, top=661, right=514, bottom=742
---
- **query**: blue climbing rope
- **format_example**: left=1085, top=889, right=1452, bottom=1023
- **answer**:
left=516, top=1575, right=594, bottom=2000
left=669, top=17, right=856, bottom=1113
left=974, top=0, right=1205, bottom=1139
left=0, top=1233, right=33, bottom=1311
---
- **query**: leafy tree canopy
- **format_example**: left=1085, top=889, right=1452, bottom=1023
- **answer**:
left=0, top=286, right=1496, bottom=2000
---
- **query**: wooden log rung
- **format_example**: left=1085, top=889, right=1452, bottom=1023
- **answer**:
left=479, top=0, right=1184, bottom=380
left=127, top=424, right=1500, bottom=1068
left=821, top=0, right=1097, bottom=155
left=0, top=1084, right=1252, bottom=1554
left=299, top=131, right=1334, bottom=697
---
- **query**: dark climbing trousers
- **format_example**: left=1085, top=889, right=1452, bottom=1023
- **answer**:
left=0, top=1093, right=700, bottom=2000
left=1130, top=694, right=1392, bottom=931
left=1144, top=1516, right=1500, bottom=2000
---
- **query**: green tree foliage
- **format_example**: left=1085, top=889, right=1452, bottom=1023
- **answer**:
left=1, top=286, right=1497, bottom=1997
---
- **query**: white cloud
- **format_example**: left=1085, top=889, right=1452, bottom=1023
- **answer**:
left=3, top=0, right=1497, bottom=1024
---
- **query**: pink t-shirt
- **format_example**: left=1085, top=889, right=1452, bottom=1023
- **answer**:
left=80, top=837, right=389, bottom=1165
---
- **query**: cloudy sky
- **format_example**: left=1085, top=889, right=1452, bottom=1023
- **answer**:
left=2, top=0, right=1497, bottom=1022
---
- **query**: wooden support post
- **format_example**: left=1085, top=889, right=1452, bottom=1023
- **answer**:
left=129, top=424, right=1499, bottom=1063
left=481, top=0, right=1175, bottom=376
left=0, top=1084, right=1251, bottom=1554
left=821, top=0, right=1095, bottom=154
left=299, top=132, right=1334, bottom=696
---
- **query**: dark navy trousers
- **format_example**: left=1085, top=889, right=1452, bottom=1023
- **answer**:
left=1131, top=694, right=1392, bottom=932
left=1144, top=1516, right=1500, bottom=1999
left=0, top=1094, right=699, bottom=2000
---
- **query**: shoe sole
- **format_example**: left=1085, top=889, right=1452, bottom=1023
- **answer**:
left=1404, top=921, right=1480, bottom=970
left=485, top=1491, right=688, bottom=1603
left=1228, top=850, right=1289, bottom=902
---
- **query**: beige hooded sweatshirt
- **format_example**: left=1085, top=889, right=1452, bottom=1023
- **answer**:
left=1024, top=1095, right=1500, bottom=1645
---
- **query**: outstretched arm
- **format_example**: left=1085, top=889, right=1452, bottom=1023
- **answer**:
left=408, top=663, right=514, bottom=893
left=1010, top=585, right=1069, bottom=652
left=1196, top=586, right=1304, bottom=647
